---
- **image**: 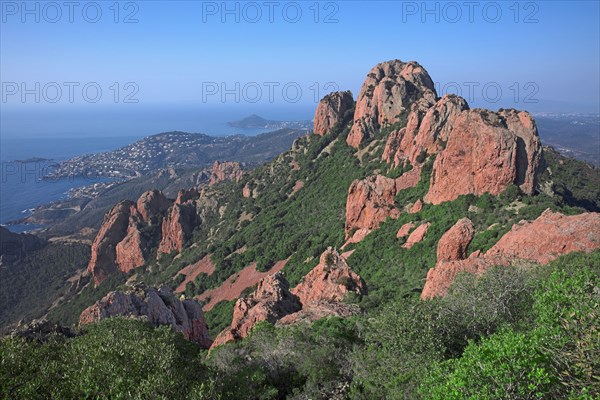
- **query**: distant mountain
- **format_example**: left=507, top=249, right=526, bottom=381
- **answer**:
left=228, top=114, right=313, bottom=130
left=46, top=128, right=309, bottom=180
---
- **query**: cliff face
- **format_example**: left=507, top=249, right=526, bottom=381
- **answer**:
left=157, top=190, right=200, bottom=256
left=424, top=108, right=541, bottom=204
left=79, top=285, right=212, bottom=348
left=313, top=91, right=355, bottom=136
left=208, top=161, right=244, bottom=186
left=422, top=210, right=600, bottom=298
left=347, top=60, right=437, bottom=148
left=88, top=191, right=170, bottom=285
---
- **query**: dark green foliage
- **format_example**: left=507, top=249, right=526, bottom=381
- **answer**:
left=204, top=300, right=236, bottom=338
left=0, top=318, right=217, bottom=400
left=0, top=243, right=90, bottom=329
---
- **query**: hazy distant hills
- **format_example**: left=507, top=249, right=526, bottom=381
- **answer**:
left=228, top=114, right=313, bottom=130
left=535, top=114, right=600, bottom=167
left=46, top=128, right=310, bottom=180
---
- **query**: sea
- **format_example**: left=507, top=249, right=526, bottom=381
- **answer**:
left=0, top=104, right=314, bottom=233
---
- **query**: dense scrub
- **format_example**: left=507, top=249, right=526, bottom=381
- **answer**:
left=2, top=251, right=598, bottom=399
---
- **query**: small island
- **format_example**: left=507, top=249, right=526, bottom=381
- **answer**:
left=228, top=114, right=313, bottom=130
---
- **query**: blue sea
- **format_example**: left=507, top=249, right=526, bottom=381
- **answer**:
left=0, top=104, right=314, bottom=232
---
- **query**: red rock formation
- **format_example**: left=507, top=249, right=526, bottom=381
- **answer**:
left=383, top=95, right=469, bottom=168
left=242, top=183, right=252, bottom=198
left=115, top=207, right=147, bottom=273
left=157, top=189, right=199, bottom=256
left=396, top=222, right=416, bottom=238
left=408, top=198, right=423, bottom=214
left=80, top=285, right=212, bottom=348
left=402, top=222, right=431, bottom=249
left=347, top=60, right=437, bottom=148
left=292, top=247, right=367, bottom=305
left=209, top=161, right=243, bottom=186
left=424, top=108, right=541, bottom=204
left=313, top=91, right=355, bottom=135
left=345, top=175, right=400, bottom=239
left=88, top=201, right=135, bottom=285
left=211, top=249, right=366, bottom=348
left=436, top=218, right=475, bottom=262
left=136, top=190, right=169, bottom=222
left=422, top=210, right=600, bottom=298
left=211, top=272, right=301, bottom=348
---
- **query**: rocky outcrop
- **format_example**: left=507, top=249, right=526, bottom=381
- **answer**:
left=422, top=210, right=600, bottom=298
left=88, top=191, right=174, bottom=285
left=211, top=272, right=301, bottom=348
left=436, top=218, right=475, bottom=262
left=313, top=91, right=355, bottom=135
left=136, top=190, right=169, bottom=222
left=408, top=198, right=423, bottom=214
left=209, top=161, right=243, bottom=186
left=345, top=166, right=422, bottom=240
left=383, top=95, right=469, bottom=167
left=347, top=60, right=437, bottom=148
left=402, top=222, right=431, bottom=249
left=212, top=249, right=366, bottom=348
left=424, top=108, right=541, bottom=204
left=88, top=201, right=135, bottom=285
left=157, top=189, right=199, bottom=255
left=345, top=175, right=400, bottom=239
left=80, top=285, right=212, bottom=348
left=292, top=247, right=367, bottom=305
left=396, top=222, right=415, bottom=238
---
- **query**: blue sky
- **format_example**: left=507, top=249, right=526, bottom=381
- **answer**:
left=1, top=0, right=599, bottom=137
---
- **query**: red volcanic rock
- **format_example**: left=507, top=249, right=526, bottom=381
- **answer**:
left=242, top=183, right=252, bottom=198
left=211, top=272, right=301, bottom=348
left=396, top=222, right=415, bottom=238
left=436, top=218, right=475, bottom=262
left=158, top=189, right=199, bottom=256
left=88, top=201, right=135, bottom=285
left=209, top=161, right=243, bottom=186
left=211, top=249, right=367, bottom=348
left=292, top=247, right=367, bottom=305
left=313, top=91, right=355, bottom=136
left=80, top=285, right=212, bottom=348
left=408, top=198, right=423, bottom=214
left=115, top=208, right=147, bottom=273
left=424, top=108, right=541, bottom=204
left=384, top=95, right=470, bottom=167
left=136, top=190, right=169, bottom=222
left=345, top=175, right=400, bottom=239
left=342, top=228, right=371, bottom=249
left=402, top=222, right=431, bottom=249
left=348, top=60, right=437, bottom=148
left=422, top=210, right=600, bottom=299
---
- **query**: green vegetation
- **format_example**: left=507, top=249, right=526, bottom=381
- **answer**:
left=3, top=252, right=597, bottom=399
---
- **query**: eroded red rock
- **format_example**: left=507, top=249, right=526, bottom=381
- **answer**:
left=209, top=161, right=244, bottom=186
left=80, top=285, right=212, bottom=348
left=348, top=60, right=437, bottom=148
left=422, top=210, right=600, bottom=298
left=436, top=218, right=475, bottom=262
left=314, top=91, right=355, bottom=136
left=402, top=222, right=431, bottom=248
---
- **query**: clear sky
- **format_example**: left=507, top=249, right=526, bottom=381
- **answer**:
left=1, top=0, right=599, bottom=137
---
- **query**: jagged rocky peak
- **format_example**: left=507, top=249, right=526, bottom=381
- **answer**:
left=136, top=189, right=169, bottom=222
left=89, top=190, right=175, bottom=285
left=79, top=284, right=212, bottom=348
left=313, top=90, right=355, bottom=136
left=347, top=59, right=437, bottom=148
